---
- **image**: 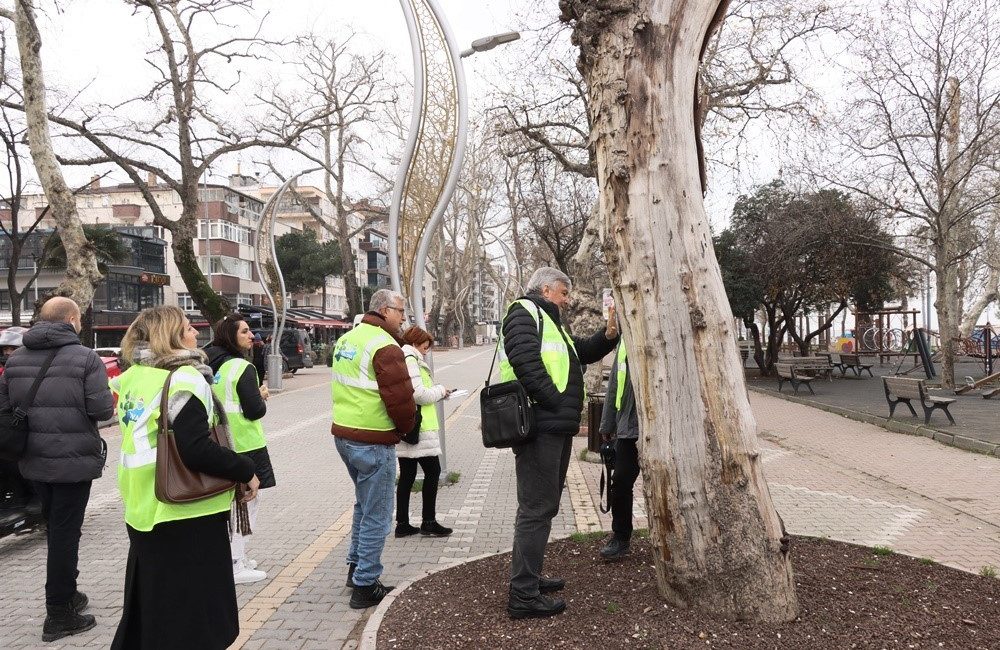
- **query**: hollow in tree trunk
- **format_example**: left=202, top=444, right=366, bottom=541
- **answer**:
left=561, top=0, right=798, bottom=621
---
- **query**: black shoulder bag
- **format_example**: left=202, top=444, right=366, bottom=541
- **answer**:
left=480, top=303, right=543, bottom=449
left=0, top=349, right=60, bottom=461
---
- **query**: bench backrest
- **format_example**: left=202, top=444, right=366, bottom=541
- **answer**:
left=794, top=360, right=832, bottom=371
left=775, top=363, right=795, bottom=379
left=883, top=376, right=924, bottom=400
left=840, top=353, right=859, bottom=364
left=778, top=356, right=831, bottom=368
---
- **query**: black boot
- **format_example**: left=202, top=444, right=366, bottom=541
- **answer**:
left=69, top=591, right=89, bottom=614
left=349, top=579, right=394, bottom=609
left=600, top=537, right=630, bottom=560
left=395, top=523, right=420, bottom=538
left=420, top=521, right=452, bottom=537
left=42, top=604, right=96, bottom=642
left=507, top=592, right=566, bottom=619
left=346, top=562, right=357, bottom=588
left=538, top=576, right=565, bottom=593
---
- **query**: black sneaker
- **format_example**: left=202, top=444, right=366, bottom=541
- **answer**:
left=420, top=521, right=453, bottom=537
left=345, top=562, right=357, bottom=588
left=507, top=592, right=566, bottom=620
left=395, top=523, right=420, bottom=538
left=69, top=591, right=89, bottom=614
left=538, top=576, right=565, bottom=593
left=42, top=604, right=96, bottom=642
left=349, top=579, right=394, bottom=609
left=600, top=537, right=630, bottom=560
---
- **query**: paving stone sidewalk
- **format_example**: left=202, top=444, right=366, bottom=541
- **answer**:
left=572, top=391, right=1000, bottom=575
left=5, top=349, right=997, bottom=649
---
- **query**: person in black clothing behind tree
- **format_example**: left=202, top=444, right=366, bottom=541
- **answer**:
left=501, top=266, right=619, bottom=620
left=598, top=336, right=640, bottom=560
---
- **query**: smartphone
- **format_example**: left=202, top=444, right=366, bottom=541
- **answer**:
left=602, top=288, right=614, bottom=320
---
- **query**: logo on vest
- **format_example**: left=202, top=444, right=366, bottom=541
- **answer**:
left=334, top=343, right=358, bottom=362
left=213, top=371, right=223, bottom=385
left=119, top=394, right=147, bottom=427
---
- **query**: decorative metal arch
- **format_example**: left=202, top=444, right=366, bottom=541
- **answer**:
left=388, top=0, right=468, bottom=326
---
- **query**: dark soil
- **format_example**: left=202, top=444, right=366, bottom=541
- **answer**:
left=377, top=535, right=1000, bottom=649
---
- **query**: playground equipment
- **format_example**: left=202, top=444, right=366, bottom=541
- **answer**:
left=856, top=308, right=921, bottom=362
left=954, top=323, right=1000, bottom=398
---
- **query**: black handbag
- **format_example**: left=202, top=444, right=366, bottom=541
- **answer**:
left=0, top=349, right=60, bottom=461
left=480, top=304, right=542, bottom=449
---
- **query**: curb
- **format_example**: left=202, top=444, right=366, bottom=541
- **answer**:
left=359, top=550, right=507, bottom=649
left=748, top=386, right=1000, bottom=457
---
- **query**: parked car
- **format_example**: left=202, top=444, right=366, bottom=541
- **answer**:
left=253, top=328, right=312, bottom=373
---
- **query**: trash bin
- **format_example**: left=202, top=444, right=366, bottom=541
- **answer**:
left=587, top=393, right=606, bottom=454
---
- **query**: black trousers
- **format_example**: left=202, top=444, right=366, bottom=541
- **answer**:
left=397, top=456, right=442, bottom=524
left=34, top=480, right=92, bottom=606
left=510, top=433, right=573, bottom=597
left=611, top=438, right=640, bottom=541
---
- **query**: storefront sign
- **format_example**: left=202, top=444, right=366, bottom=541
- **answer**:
left=139, top=272, right=170, bottom=286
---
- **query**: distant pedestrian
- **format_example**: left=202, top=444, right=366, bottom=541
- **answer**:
left=109, top=306, right=259, bottom=650
left=251, top=332, right=266, bottom=386
left=598, top=337, right=639, bottom=560
left=0, top=325, right=28, bottom=373
left=0, top=297, right=114, bottom=642
left=499, top=267, right=619, bottom=619
left=331, top=289, right=418, bottom=609
left=205, top=314, right=275, bottom=585
left=395, top=326, right=452, bottom=538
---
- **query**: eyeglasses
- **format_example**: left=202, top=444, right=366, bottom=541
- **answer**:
left=386, top=306, right=406, bottom=314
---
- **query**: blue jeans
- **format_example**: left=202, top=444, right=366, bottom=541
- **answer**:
left=335, top=437, right=396, bottom=587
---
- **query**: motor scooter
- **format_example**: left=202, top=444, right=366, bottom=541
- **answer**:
left=0, top=462, right=44, bottom=539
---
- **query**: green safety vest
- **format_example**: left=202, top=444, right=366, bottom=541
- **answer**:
left=615, top=340, right=628, bottom=410
left=212, top=357, right=267, bottom=453
left=406, top=354, right=440, bottom=434
left=331, top=323, right=399, bottom=431
left=111, top=365, right=234, bottom=532
left=499, top=299, right=580, bottom=394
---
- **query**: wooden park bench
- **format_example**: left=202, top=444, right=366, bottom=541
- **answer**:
left=776, top=363, right=816, bottom=395
left=882, top=376, right=956, bottom=425
left=839, top=353, right=876, bottom=377
left=777, top=356, right=835, bottom=382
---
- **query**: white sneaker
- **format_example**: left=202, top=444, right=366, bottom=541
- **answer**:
left=233, top=561, right=267, bottom=585
left=247, top=559, right=258, bottom=570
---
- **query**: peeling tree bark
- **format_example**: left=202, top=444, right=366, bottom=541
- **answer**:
left=561, top=0, right=798, bottom=621
left=10, top=0, right=102, bottom=311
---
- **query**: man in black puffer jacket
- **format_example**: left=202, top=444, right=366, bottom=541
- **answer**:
left=502, top=267, right=619, bottom=620
left=0, top=297, right=114, bottom=641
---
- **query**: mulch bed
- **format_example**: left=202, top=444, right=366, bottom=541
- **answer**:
left=377, top=534, right=1000, bottom=649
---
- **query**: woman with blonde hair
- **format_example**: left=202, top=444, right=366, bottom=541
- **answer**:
left=395, top=326, right=452, bottom=537
left=109, top=306, right=259, bottom=650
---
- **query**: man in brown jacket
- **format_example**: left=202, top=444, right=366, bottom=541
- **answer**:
left=331, top=289, right=417, bottom=609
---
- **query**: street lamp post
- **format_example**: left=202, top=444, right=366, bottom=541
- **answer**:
left=388, top=0, right=520, bottom=476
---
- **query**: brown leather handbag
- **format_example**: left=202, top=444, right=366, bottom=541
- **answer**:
left=154, top=368, right=237, bottom=503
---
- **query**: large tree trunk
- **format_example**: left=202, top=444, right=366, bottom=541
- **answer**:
left=13, top=0, right=102, bottom=310
left=935, top=259, right=960, bottom=389
left=562, top=0, right=798, bottom=621
left=174, top=208, right=229, bottom=323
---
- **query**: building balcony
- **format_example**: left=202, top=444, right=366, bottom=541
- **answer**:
left=360, top=240, right=388, bottom=253
left=367, top=266, right=389, bottom=276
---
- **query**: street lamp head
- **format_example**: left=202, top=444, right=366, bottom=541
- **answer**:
left=462, top=31, right=521, bottom=57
